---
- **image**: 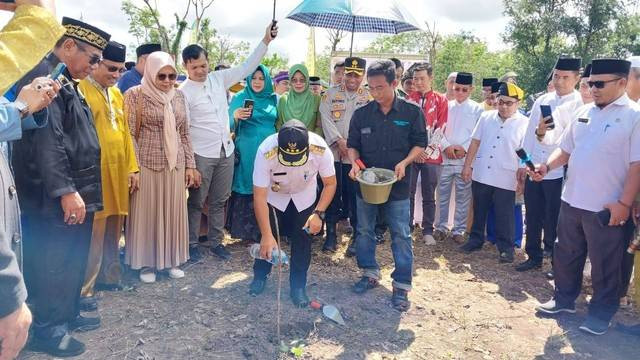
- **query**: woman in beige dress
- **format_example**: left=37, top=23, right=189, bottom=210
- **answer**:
left=124, top=51, right=198, bottom=283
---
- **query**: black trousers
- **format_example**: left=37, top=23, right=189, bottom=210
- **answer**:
left=554, top=202, right=634, bottom=322
left=253, top=201, right=314, bottom=289
left=524, top=177, right=563, bottom=262
left=327, top=162, right=357, bottom=228
left=468, top=181, right=515, bottom=253
left=22, top=211, right=94, bottom=338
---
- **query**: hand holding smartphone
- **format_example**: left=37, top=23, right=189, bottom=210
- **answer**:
left=540, top=104, right=555, bottom=130
left=243, top=99, right=254, bottom=118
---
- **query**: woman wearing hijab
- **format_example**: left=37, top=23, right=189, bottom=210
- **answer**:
left=276, top=64, right=322, bottom=135
left=227, top=65, right=277, bottom=242
left=124, top=51, right=198, bottom=283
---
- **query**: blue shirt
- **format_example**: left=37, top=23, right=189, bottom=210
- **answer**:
left=117, top=68, right=142, bottom=94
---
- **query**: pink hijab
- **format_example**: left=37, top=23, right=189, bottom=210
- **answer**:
left=141, top=51, right=178, bottom=170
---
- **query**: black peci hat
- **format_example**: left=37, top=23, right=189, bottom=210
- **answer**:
left=455, top=72, right=473, bottom=85
left=554, top=57, right=582, bottom=71
left=136, top=43, right=162, bottom=58
left=102, top=41, right=126, bottom=63
left=591, top=58, right=631, bottom=76
left=581, top=64, right=592, bottom=78
left=62, top=17, right=111, bottom=50
left=482, top=78, right=498, bottom=87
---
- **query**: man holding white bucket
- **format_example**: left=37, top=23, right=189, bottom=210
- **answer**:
left=347, top=60, right=427, bottom=311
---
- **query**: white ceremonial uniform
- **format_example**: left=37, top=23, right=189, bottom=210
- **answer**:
left=521, top=90, right=581, bottom=179
left=441, top=98, right=484, bottom=165
left=320, top=84, right=370, bottom=164
left=560, top=94, right=640, bottom=212
left=253, top=132, right=335, bottom=212
left=470, top=110, right=529, bottom=191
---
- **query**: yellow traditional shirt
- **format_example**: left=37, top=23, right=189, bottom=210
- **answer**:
left=78, top=78, right=139, bottom=219
left=0, top=5, right=65, bottom=95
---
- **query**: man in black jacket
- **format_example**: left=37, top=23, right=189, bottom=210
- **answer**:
left=12, top=17, right=110, bottom=357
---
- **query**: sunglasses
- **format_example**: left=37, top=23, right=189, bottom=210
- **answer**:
left=157, top=73, right=177, bottom=81
left=498, top=99, right=517, bottom=106
left=75, top=41, right=102, bottom=65
left=453, top=87, right=470, bottom=93
left=103, top=64, right=126, bottom=74
left=587, top=78, right=621, bottom=89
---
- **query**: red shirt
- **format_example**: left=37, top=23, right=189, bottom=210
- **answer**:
left=407, top=90, right=448, bottom=164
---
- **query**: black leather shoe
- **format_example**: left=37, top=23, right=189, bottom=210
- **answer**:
left=248, top=277, right=266, bottom=297
left=211, top=244, right=231, bottom=260
left=322, top=223, right=337, bottom=253
left=79, top=296, right=97, bottom=312
left=499, top=251, right=514, bottom=263
left=290, top=288, right=310, bottom=308
left=29, top=333, right=86, bottom=358
left=188, top=245, right=204, bottom=263
left=352, top=276, right=379, bottom=294
left=69, top=315, right=101, bottom=333
left=545, top=270, right=555, bottom=280
left=346, top=237, right=356, bottom=257
left=515, top=259, right=542, bottom=272
left=459, top=241, right=482, bottom=254
left=391, top=288, right=411, bottom=312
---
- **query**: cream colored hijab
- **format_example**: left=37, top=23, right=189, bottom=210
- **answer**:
left=141, top=51, right=178, bottom=170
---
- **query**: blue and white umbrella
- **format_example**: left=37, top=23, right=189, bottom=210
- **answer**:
left=286, top=0, right=424, bottom=56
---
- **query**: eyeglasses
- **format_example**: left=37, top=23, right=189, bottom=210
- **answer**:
left=453, top=87, right=469, bottom=93
left=75, top=41, right=102, bottom=65
left=157, top=73, right=177, bottom=81
left=103, top=64, right=126, bottom=74
left=497, top=99, right=517, bottom=107
left=587, top=78, right=622, bottom=89
left=291, top=78, right=306, bottom=84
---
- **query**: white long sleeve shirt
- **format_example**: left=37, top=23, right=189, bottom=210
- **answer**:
left=441, top=98, right=483, bottom=166
left=539, top=97, right=586, bottom=147
left=179, top=41, right=268, bottom=159
left=521, top=90, right=580, bottom=179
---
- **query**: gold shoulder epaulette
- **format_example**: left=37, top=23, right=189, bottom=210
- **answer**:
left=264, top=147, right=278, bottom=160
left=310, top=144, right=326, bottom=155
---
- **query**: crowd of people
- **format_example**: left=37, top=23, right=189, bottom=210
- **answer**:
left=1, top=0, right=640, bottom=358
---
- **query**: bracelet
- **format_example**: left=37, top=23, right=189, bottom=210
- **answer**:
left=618, top=200, right=632, bottom=209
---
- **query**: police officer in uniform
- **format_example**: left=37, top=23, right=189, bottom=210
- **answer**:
left=320, top=57, right=370, bottom=252
left=249, top=120, right=337, bottom=307
left=533, top=58, right=640, bottom=336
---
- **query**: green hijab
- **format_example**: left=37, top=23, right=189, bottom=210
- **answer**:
left=277, top=64, right=320, bottom=130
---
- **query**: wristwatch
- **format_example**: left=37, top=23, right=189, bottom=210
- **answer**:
left=313, top=210, right=326, bottom=221
left=14, top=100, right=29, bottom=119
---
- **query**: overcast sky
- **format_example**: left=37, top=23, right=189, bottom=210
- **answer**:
left=1, top=0, right=509, bottom=64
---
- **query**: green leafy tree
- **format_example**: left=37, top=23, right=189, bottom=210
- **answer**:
left=433, top=33, right=514, bottom=101
left=503, top=0, right=639, bottom=94
left=261, top=53, right=289, bottom=75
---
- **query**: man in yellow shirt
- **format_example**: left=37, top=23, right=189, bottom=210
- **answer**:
left=77, top=41, right=139, bottom=312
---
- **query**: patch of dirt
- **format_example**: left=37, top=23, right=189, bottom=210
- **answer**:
left=18, top=224, right=639, bottom=359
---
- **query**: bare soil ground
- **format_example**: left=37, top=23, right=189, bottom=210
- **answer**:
left=18, top=224, right=640, bottom=360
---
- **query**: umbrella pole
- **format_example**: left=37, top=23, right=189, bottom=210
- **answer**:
left=350, top=15, right=356, bottom=57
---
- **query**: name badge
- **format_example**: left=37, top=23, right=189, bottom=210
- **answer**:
left=578, top=118, right=589, bottom=123
left=361, top=127, right=372, bottom=134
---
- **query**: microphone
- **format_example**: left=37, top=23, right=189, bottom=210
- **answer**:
left=515, top=148, right=535, bottom=171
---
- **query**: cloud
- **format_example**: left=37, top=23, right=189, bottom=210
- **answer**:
left=0, top=0, right=509, bottom=68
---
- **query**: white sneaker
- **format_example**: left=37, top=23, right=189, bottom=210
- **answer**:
left=139, top=268, right=156, bottom=283
left=423, top=234, right=436, bottom=245
left=168, top=268, right=185, bottom=279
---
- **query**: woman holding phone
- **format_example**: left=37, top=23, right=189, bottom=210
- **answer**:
left=227, top=64, right=277, bottom=242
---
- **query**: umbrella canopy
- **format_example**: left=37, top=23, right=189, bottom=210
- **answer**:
left=286, top=0, right=424, bottom=55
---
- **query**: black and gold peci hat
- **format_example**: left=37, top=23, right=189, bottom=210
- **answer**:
left=278, top=120, right=309, bottom=167
left=62, top=17, right=111, bottom=51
